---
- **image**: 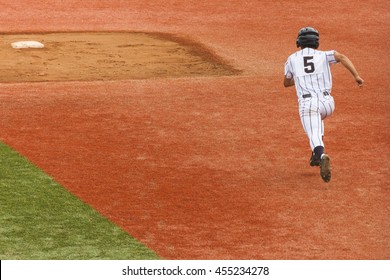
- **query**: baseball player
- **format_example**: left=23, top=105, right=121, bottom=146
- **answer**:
left=284, top=27, right=364, bottom=182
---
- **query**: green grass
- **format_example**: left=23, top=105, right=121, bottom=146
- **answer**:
left=0, top=142, right=159, bottom=259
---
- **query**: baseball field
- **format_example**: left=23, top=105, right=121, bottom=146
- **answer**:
left=0, top=0, right=389, bottom=260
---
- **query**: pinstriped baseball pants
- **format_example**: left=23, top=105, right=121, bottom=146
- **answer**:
left=299, top=95, right=335, bottom=151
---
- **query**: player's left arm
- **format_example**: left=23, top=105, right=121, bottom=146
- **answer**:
left=334, top=51, right=364, bottom=87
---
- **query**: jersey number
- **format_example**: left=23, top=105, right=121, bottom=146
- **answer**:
left=303, top=56, right=315, bottom=73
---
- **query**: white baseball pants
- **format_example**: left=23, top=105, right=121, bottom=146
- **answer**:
left=299, top=95, right=335, bottom=151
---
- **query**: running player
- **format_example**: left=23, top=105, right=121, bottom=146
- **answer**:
left=284, top=27, right=364, bottom=183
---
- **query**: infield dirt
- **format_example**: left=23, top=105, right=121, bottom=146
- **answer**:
left=0, top=0, right=389, bottom=259
left=0, top=32, right=239, bottom=83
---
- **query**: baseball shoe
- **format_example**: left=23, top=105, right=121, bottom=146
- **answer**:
left=310, top=154, right=320, bottom=166
left=320, top=154, right=331, bottom=182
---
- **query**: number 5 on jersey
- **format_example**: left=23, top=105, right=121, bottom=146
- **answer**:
left=304, top=56, right=315, bottom=73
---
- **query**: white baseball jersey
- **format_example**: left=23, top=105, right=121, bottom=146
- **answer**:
left=285, top=48, right=337, bottom=101
left=284, top=48, right=337, bottom=151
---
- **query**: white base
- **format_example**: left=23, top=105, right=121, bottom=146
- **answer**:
left=11, top=41, right=45, bottom=49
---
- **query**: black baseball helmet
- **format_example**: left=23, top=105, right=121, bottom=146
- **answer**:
left=296, top=27, right=319, bottom=49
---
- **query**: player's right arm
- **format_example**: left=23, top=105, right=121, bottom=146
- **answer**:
left=334, top=51, right=364, bottom=87
left=284, top=58, right=295, bottom=87
left=283, top=76, right=295, bottom=87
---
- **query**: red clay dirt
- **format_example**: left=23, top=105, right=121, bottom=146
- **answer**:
left=0, top=1, right=389, bottom=259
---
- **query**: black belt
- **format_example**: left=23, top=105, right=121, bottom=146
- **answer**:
left=303, top=92, right=330, bottom=99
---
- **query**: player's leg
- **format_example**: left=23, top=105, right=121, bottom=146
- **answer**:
left=300, top=101, right=324, bottom=161
left=319, top=97, right=335, bottom=120
left=300, top=101, right=331, bottom=182
left=314, top=99, right=334, bottom=156
left=318, top=98, right=334, bottom=182
left=310, top=120, right=325, bottom=166
left=308, top=116, right=331, bottom=182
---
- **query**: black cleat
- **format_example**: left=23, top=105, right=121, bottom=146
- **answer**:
left=320, top=154, right=331, bottom=182
left=310, top=154, right=321, bottom=166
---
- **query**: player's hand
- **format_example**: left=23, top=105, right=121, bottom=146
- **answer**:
left=355, top=76, right=364, bottom=87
